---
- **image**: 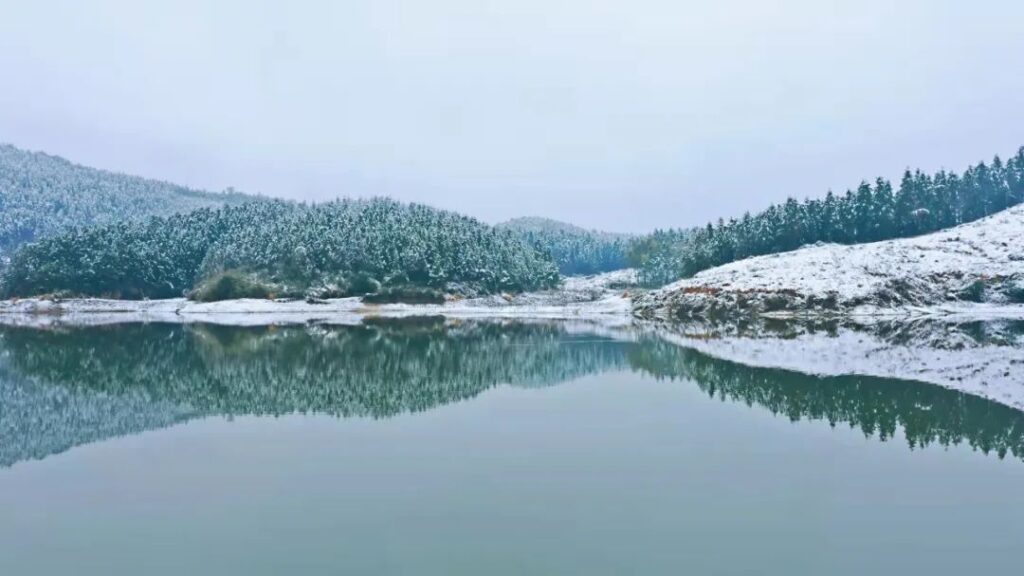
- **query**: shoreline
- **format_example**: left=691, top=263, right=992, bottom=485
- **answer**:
left=0, top=293, right=636, bottom=328
left=0, top=269, right=639, bottom=326
left=2, top=293, right=1023, bottom=324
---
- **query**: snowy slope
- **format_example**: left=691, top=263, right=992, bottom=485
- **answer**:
left=635, top=206, right=1024, bottom=319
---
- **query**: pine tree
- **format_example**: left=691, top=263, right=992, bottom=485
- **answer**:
left=821, top=191, right=840, bottom=243
left=853, top=181, right=874, bottom=241
left=895, top=169, right=918, bottom=236
left=872, top=178, right=895, bottom=240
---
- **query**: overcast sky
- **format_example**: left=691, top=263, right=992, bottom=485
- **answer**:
left=1, top=0, right=1022, bottom=232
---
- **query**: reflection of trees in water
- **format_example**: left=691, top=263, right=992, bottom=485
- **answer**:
left=0, top=320, right=630, bottom=466
left=630, top=338, right=1024, bottom=460
left=0, top=363, right=198, bottom=468
left=0, top=320, right=630, bottom=419
left=2, top=320, right=1023, bottom=468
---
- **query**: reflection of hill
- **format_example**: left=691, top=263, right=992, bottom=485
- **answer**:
left=637, top=316, right=1024, bottom=348
left=630, top=338, right=1024, bottom=460
left=0, top=321, right=632, bottom=419
left=0, top=321, right=632, bottom=466
left=648, top=317, right=1024, bottom=412
left=0, top=361, right=198, bottom=468
left=2, top=320, right=1023, bottom=468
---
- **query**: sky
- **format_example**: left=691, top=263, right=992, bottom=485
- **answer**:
left=1, top=0, right=1022, bottom=233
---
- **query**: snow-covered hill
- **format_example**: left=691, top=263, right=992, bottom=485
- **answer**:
left=635, top=205, right=1024, bottom=320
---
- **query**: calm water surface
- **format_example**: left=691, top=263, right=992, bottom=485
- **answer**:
left=0, top=320, right=1022, bottom=575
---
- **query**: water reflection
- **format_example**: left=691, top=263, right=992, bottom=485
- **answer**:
left=1, top=318, right=1023, bottom=467
left=630, top=340, right=1024, bottom=460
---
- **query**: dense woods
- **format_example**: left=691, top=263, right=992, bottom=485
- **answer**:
left=0, top=144, right=250, bottom=254
left=1, top=199, right=559, bottom=299
left=498, top=217, right=630, bottom=276
left=630, top=147, right=1024, bottom=286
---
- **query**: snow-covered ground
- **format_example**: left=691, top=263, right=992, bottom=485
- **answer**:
left=635, top=206, right=1024, bottom=320
left=0, top=269, right=637, bottom=327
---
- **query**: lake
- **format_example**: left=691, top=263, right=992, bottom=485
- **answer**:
left=1, top=319, right=1022, bottom=575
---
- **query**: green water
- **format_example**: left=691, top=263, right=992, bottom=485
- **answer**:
left=0, top=320, right=1022, bottom=575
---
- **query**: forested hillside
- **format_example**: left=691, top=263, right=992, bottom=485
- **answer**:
left=1, top=199, right=559, bottom=299
left=630, top=147, right=1024, bottom=285
left=498, top=217, right=630, bottom=275
left=0, top=144, right=251, bottom=253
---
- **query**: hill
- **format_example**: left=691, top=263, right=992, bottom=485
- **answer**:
left=634, top=204, right=1024, bottom=319
left=498, top=216, right=630, bottom=275
left=630, top=147, right=1024, bottom=286
left=0, top=144, right=252, bottom=254
left=1, top=198, right=560, bottom=300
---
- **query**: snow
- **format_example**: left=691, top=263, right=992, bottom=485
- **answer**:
left=638, top=205, right=1024, bottom=317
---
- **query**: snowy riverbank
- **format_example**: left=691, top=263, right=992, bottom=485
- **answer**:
left=0, top=270, right=637, bottom=327
left=4, top=265, right=1024, bottom=328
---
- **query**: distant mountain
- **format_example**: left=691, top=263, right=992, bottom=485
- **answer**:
left=499, top=216, right=627, bottom=239
left=498, top=216, right=631, bottom=275
left=0, top=144, right=253, bottom=253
